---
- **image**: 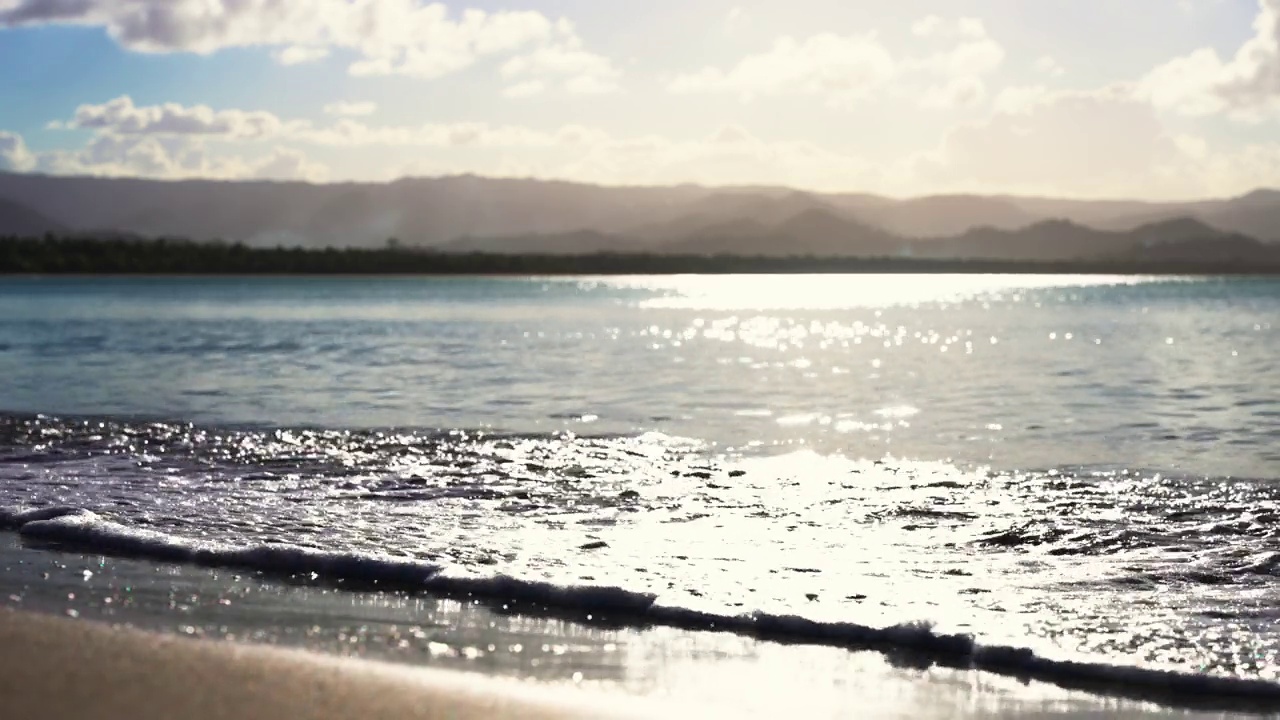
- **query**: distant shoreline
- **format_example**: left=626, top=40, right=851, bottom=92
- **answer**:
left=3, top=235, right=1280, bottom=276
left=7, top=269, right=1279, bottom=277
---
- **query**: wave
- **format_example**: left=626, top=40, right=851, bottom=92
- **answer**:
left=4, top=505, right=1280, bottom=712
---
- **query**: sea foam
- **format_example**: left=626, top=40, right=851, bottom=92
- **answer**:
left=5, top=504, right=1280, bottom=711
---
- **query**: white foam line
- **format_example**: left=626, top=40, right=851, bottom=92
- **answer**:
left=5, top=505, right=1280, bottom=712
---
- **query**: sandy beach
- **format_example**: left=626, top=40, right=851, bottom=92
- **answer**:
left=0, top=608, right=670, bottom=720
left=1, top=605, right=1257, bottom=720
left=1, top=532, right=1265, bottom=720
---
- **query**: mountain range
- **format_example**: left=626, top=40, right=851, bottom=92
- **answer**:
left=1, top=171, right=1279, bottom=264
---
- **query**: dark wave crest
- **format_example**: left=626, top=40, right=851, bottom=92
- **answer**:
left=4, top=505, right=1280, bottom=713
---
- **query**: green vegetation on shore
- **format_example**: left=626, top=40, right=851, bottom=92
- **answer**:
left=2, top=234, right=1278, bottom=275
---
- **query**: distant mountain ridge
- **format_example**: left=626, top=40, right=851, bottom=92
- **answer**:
left=446, top=207, right=1266, bottom=265
left=851, top=195, right=1042, bottom=238
left=2, top=171, right=1279, bottom=266
left=0, top=197, right=66, bottom=237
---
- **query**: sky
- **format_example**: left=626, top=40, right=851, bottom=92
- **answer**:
left=0, top=0, right=1279, bottom=199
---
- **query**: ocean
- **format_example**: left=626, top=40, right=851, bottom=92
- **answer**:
left=1, top=274, right=1278, bottom=708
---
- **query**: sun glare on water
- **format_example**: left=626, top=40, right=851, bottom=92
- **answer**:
left=600, top=274, right=1159, bottom=311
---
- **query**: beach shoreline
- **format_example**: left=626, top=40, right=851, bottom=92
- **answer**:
left=0, top=607, right=667, bottom=720
left=0, top=604, right=1248, bottom=720
left=0, top=538, right=1262, bottom=719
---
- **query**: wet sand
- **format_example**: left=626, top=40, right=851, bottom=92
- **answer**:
left=0, top=608, right=666, bottom=720
left=0, top=539, right=1252, bottom=719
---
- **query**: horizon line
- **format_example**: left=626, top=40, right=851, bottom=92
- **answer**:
left=0, top=169, right=1271, bottom=206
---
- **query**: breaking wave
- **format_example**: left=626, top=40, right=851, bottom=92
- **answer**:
left=5, top=504, right=1280, bottom=712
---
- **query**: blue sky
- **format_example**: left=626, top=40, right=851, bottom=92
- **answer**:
left=0, top=0, right=1276, bottom=198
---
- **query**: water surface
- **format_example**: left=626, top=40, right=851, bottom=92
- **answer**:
left=1, top=274, right=1278, bottom=691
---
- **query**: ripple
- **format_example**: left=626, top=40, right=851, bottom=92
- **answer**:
left=4, top=413, right=1280, bottom=680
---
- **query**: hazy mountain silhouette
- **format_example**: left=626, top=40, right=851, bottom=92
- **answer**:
left=910, top=220, right=1114, bottom=261
left=998, top=191, right=1280, bottom=241
left=628, top=191, right=837, bottom=243
left=444, top=206, right=1249, bottom=265
left=0, top=172, right=716, bottom=248
left=663, top=207, right=904, bottom=257
left=1125, top=216, right=1229, bottom=247
left=913, top=216, right=1243, bottom=262
left=854, top=195, right=1041, bottom=238
left=1196, top=189, right=1280, bottom=241
left=2, top=171, right=1279, bottom=261
left=1118, top=231, right=1275, bottom=264
left=0, top=197, right=66, bottom=236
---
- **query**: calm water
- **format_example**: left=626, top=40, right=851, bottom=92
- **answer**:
left=1, top=275, right=1279, bottom=686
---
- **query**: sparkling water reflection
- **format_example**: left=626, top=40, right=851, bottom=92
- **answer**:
left=0, top=274, right=1278, bottom=683
left=0, top=275, right=1273, bottom=476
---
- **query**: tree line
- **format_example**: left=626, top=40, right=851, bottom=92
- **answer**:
left=1, top=233, right=1275, bottom=275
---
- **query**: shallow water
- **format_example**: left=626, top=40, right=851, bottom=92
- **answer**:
left=0, top=539, right=1238, bottom=718
left=0, top=274, right=1278, bottom=694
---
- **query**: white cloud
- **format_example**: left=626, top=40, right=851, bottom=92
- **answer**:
left=957, top=18, right=988, bottom=40
left=394, top=123, right=886, bottom=192
left=1034, top=55, right=1066, bottom=78
left=913, top=15, right=987, bottom=40
left=1196, top=141, right=1280, bottom=193
left=1138, top=47, right=1232, bottom=116
left=251, top=147, right=330, bottom=182
left=66, top=96, right=286, bottom=139
left=674, top=17, right=1003, bottom=110
left=15, top=88, right=1280, bottom=199
left=274, top=46, right=330, bottom=66
left=912, top=86, right=1211, bottom=198
left=37, top=134, right=225, bottom=179
left=502, top=80, right=547, bottom=98
left=54, top=96, right=569, bottom=149
left=707, top=124, right=754, bottom=145
left=500, top=21, right=621, bottom=95
left=323, top=101, right=378, bottom=117
left=24, top=130, right=331, bottom=183
left=912, top=15, right=945, bottom=38
left=1138, top=0, right=1280, bottom=119
left=1172, top=133, right=1210, bottom=160
left=668, top=33, right=895, bottom=105
left=554, top=124, right=611, bottom=146
left=565, top=74, right=619, bottom=95
left=0, top=130, right=35, bottom=172
left=292, top=117, right=564, bottom=148
left=0, top=1, right=615, bottom=87
left=722, top=8, right=749, bottom=38
left=909, top=22, right=1005, bottom=77
left=908, top=17, right=1004, bottom=111
left=992, top=85, right=1050, bottom=114
left=39, top=135, right=186, bottom=177
left=920, top=77, right=987, bottom=109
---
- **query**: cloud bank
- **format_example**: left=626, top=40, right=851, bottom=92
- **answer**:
left=1139, top=0, right=1280, bottom=120
left=669, top=16, right=1003, bottom=110
left=5, top=2, right=1280, bottom=198
left=0, top=0, right=620, bottom=92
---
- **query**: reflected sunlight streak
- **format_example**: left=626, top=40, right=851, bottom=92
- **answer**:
left=602, top=274, right=1163, bottom=311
